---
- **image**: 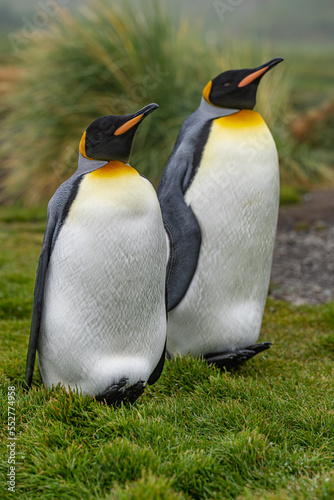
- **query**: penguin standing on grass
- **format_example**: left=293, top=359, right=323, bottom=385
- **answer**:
left=25, top=103, right=167, bottom=405
left=158, top=58, right=284, bottom=370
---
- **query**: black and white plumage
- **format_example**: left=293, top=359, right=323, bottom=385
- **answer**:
left=25, top=104, right=167, bottom=404
left=158, top=59, right=283, bottom=369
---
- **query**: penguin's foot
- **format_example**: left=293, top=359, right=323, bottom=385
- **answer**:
left=95, top=378, right=145, bottom=406
left=204, top=342, right=272, bottom=371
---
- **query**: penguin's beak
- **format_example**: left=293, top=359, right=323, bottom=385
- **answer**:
left=114, top=103, right=159, bottom=136
left=133, top=103, right=159, bottom=118
left=238, top=57, right=284, bottom=88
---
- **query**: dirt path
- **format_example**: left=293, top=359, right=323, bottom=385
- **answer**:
left=269, top=189, right=334, bottom=305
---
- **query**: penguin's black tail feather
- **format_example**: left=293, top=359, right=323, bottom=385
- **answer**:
left=204, top=342, right=272, bottom=371
left=94, top=378, right=145, bottom=406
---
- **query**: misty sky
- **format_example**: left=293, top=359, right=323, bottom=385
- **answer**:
left=1, top=0, right=333, bottom=51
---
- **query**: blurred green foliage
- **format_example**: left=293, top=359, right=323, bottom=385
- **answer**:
left=279, top=185, right=303, bottom=205
left=0, top=0, right=289, bottom=205
left=0, top=0, right=332, bottom=205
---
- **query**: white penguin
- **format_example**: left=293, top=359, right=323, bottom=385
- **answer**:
left=25, top=104, right=167, bottom=404
left=158, top=58, right=283, bottom=370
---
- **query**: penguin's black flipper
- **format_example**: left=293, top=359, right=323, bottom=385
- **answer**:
left=204, top=342, right=272, bottom=371
left=24, top=211, right=57, bottom=388
left=158, top=159, right=202, bottom=311
left=158, top=114, right=216, bottom=312
left=25, top=176, right=83, bottom=388
left=163, top=201, right=201, bottom=311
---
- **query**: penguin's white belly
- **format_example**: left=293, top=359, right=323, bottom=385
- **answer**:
left=167, top=110, right=279, bottom=356
left=38, top=165, right=167, bottom=395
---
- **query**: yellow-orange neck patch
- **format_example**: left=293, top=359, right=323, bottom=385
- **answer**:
left=89, top=161, right=139, bottom=178
left=216, top=109, right=264, bottom=128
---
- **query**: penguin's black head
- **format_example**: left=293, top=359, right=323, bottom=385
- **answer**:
left=203, top=57, right=284, bottom=110
left=79, top=103, right=159, bottom=162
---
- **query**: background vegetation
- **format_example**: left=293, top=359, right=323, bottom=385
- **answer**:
left=0, top=0, right=333, bottom=204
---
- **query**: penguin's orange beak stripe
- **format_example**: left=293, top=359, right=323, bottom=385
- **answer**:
left=114, top=114, right=144, bottom=136
left=238, top=66, right=269, bottom=88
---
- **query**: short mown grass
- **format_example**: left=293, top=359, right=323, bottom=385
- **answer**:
left=1, top=208, right=334, bottom=499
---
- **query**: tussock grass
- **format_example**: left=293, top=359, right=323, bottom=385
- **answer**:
left=1, top=0, right=291, bottom=205
left=1, top=209, right=334, bottom=499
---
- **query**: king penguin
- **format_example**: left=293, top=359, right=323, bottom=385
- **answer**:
left=25, top=103, right=168, bottom=404
left=158, top=58, right=284, bottom=370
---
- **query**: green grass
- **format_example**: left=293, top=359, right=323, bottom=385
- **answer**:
left=1, top=209, right=334, bottom=499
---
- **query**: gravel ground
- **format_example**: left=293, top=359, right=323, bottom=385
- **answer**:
left=269, top=189, right=334, bottom=305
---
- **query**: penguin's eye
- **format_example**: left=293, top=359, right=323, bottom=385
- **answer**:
left=224, top=82, right=231, bottom=87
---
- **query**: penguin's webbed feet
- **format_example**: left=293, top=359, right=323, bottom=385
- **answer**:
left=95, top=378, right=145, bottom=406
left=204, top=342, right=272, bottom=371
